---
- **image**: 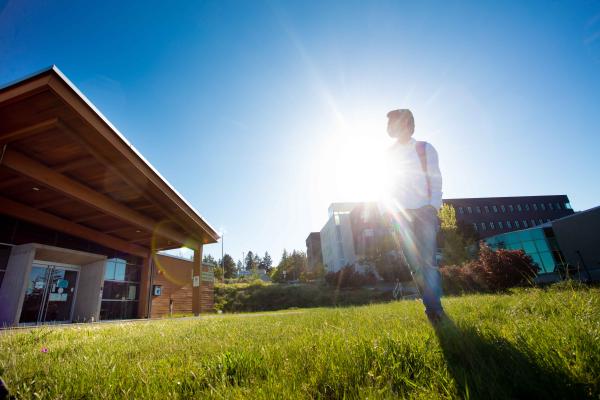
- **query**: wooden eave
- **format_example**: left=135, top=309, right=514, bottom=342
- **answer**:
left=0, top=66, right=219, bottom=257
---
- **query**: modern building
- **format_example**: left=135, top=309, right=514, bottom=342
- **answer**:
left=0, top=66, right=219, bottom=326
left=485, top=206, right=600, bottom=282
left=444, top=195, right=574, bottom=239
left=319, top=203, right=358, bottom=272
left=316, top=195, right=577, bottom=273
left=305, top=232, right=323, bottom=270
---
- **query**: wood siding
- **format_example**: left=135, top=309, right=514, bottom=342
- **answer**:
left=150, top=254, right=214, bottom=317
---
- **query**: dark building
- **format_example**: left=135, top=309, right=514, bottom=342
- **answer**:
left=443, top=195, right=574, bottom=239
left=349, top=202, right=391, bottom=258
left=305, top=232, right=323, bottom=270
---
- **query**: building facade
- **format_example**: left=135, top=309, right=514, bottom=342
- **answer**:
left=485, top=206, right=599, bottom=282
left=0, top=67, right=219, bottom=326
left=319, top=203, right=358, bottom=272
left=444, top=195, right=574, bottom=239
left=305, top=232, right=323, bottom=270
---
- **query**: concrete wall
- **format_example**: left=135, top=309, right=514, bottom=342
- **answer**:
left=0, top=244, right=35, bottom=326
left=72, top=259, right=106, bottom=322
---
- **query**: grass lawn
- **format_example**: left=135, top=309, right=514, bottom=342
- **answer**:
left=1, top=283, right=599, bottom=399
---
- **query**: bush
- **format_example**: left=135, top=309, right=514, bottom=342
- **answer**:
left=441, top=244, right=539, bottom=294
left=324, top=265, right=377, bottom=288
left=214, top=281, right=391, bottom=312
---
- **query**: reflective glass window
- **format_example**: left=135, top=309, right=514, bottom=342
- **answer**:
left=565, top=202, right=572, bottom=210
left=534, top=239, right=550, bottom=252
left=540, top=203, right=546, bottom=211
left=467, top=206, right=472, bottom=214
left=498, top=221, right=504, bottom=229
left=539, top=219, right=544, bottom=225
left=514, top=220, right=520, bottom=228
left=489, top=222, right=495, bottom=229
left=533, top=204, right=538, bottom=211
left=530, top=219, right=536, bottom=226
left=473, top=223, right=478, bottom=232
left=492, top=205, right=498, bottom=212
left=523, top=241, right=537, bottom=253
left=508, top=205, right=514, bottom=212
left=555, top=202, right=561, bottom=210
left=539, top=252, right=556, bottom=273
left=506, top=220, right=512, bottom=228
left=458, top=207, right=464, bottom=214
left=522, top=220, right=528, bottom=228
left=480, top=222, right=486, bottom=231
left=548, top=203, right=554, bottom=210
left=500, top=205, right=506, bottom=213
left=484, top=206, right=490, bottom=213
left=517, top=204, right=522, bottom=212
left=525, top=204, right=530, bottom=211
left=476, top=206, right=481, bottom=213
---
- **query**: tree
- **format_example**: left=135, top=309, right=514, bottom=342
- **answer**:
left=438, top=204, right=475, bottom=266
left=245, top=251, right=255, bottom=271
left=236, top=260, right=243, bottom=275
left=259, top=251, right=273, bottom=273
left=271, top=250, right=308, bottom=282
left=222, top=254, right=237, bottom=279
left=202, top=254, right=218, bottom=266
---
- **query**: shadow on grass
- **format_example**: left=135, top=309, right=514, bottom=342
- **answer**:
left=433, top=316, right=590, bottom=399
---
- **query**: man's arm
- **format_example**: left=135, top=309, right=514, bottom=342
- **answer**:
left=426, top=143, right=443, bottom=209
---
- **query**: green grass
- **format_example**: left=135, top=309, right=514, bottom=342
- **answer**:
left=1, top=283, right=599, bottom=399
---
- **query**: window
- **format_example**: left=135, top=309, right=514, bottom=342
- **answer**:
left=473, top=223, right=478, bottom=232
left=0, top=245, right=11, bottom=289
left=498, top=221, right=504, bottom=229
left=538, top=219, right=544, bottom=225
left=476, top=206, right=481, bottom=213
left=492, top=205, right=498, bottom=213
left=506, top=220, right=512, bottom=228
left=565, top=202, right=572, bottom=210
left=480, top=222, right=486, bottom=231
left=484, top=206, right=490, bottom=213
left=546, top=219, right=551, bottom=223
left=540, top=203, right=546, bottom=211
left=458, top=207, right=464, bottom=214
left=500, top=205, right=506, bottom=213
left=102, top=257, right=142, bottom=321
left=514, top=220, right=520, bottom=228
left=467, top=206, right=472, bottom=214
left=508, top=205, right=514, bottom=212
left=516, top=204, right=522, bottom=212
left=525, top=204, right=530, bottom=211
left=555, top=202, right=561, bottom=210
left=533, top=204, right=538, bottom=211
left=522, top=220, right=528, bottom=228
left=530, top=219, right=536, bottom=226
left=548, top=203, right=554, bottom=211
left=489, top=222, right=495, bottom=229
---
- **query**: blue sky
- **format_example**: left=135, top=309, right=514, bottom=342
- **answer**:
left=1, top=0, right=599, bottom=264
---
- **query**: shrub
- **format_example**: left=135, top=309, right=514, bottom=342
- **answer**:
left=440, top=244, right=539, bottom=294
left=324, top=265, right=377, bottom=289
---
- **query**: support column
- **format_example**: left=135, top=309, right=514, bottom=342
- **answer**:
left=138, top=255, right=152, bottom=319
left=192, top=246, right=203, bottom=316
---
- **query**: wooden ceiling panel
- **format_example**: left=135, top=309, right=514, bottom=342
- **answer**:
left=12, top=129, right=84, bottom=166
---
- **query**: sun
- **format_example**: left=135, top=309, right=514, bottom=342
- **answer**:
left=314, top=121, right=394, bottom=205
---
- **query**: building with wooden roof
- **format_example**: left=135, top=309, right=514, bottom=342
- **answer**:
left=0, top=66, right=219, bottom=326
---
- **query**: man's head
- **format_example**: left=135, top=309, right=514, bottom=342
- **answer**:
left=387, top=109, right=415, bottom=143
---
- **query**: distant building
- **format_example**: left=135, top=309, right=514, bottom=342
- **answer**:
left=305, top=232, right=323, bottom=270
left=485, top=205, right=600, bottom=283
left=319, top=203, right=359, bottom=272
left=444, top=195, right=574, bottom=239
left=315, top=195, right=577, bottom=273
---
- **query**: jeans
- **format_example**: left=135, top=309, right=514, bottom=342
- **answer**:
left=393, top=206, right=444, bottom=317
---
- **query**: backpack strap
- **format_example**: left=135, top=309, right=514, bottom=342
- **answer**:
left=415, top=141, right=432, bottom=202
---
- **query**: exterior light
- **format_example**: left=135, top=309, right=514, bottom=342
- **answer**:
left=32, top=187, right=40, bottom=191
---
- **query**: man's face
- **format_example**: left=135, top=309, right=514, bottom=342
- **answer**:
left=387, top=116, right=413, bottom=142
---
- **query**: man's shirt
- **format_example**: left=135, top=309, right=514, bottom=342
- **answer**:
left=385, top=138, right=443, bottom=210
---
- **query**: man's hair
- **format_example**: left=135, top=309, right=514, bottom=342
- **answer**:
left=387, top=109, right=415, bottom=134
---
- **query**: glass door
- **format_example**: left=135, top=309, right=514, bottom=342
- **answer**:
left=19, top=263, right=79, bottom=325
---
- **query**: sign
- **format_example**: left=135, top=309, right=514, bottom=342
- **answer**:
left=192, top=275, right=200, bottom=287
left=152, top=285, right=162, bottom=296
left=201, top=271, right=214, bottom=282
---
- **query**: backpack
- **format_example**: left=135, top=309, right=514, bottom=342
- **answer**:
left=415, top=141, right=431, bottom=202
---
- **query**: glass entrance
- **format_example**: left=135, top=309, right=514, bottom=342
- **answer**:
left=19, top=263, right=79, bottom=324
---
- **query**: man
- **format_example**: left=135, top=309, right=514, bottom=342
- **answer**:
left=384, top=109, right=444, bottom=323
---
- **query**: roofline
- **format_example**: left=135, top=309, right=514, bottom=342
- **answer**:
left=0, top=65, right=220, bottom=242
left=443, top=194, right=570, bottom=201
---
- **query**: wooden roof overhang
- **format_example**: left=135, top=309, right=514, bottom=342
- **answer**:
left=0, top=66, right=219, bottom=258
